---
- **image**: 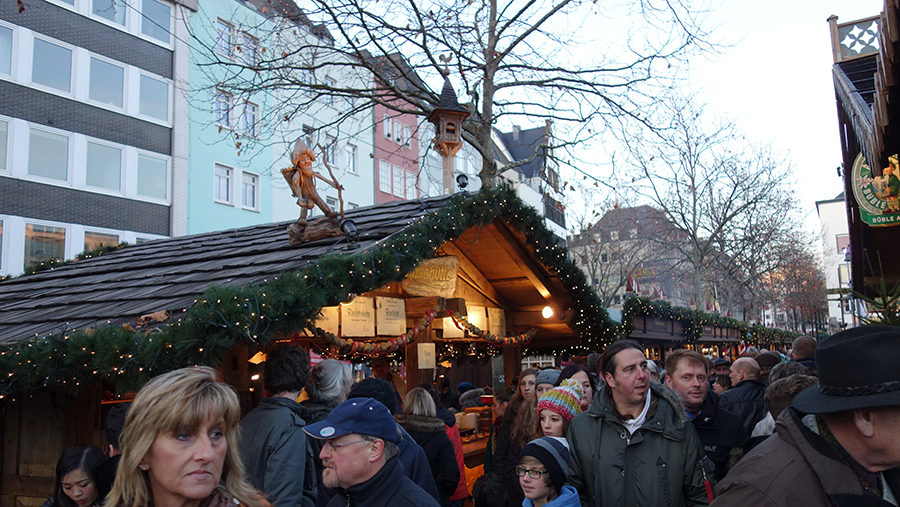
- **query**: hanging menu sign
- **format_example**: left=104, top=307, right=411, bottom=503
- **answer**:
left=376, top=297, right=406, bottom=336
left=341, top=297, right=375, bottom=337
left=316, top=306, right=340, bottom=335
left=488, top=307, right=506, bottom=337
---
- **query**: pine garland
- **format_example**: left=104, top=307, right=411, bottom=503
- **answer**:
left=621, top=296, right=749, bottom=344
left=0, top=186, right=616, bottom=396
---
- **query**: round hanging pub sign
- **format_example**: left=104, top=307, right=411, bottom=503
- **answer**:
left=851, top=152, right=900, bottom=227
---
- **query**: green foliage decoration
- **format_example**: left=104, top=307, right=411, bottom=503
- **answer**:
left=0, top=186, right=616, bottom=396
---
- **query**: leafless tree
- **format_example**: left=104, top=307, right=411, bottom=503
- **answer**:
left=197, top=0, right=714, bottom=186
left=620, top=97, right=801, bottom=309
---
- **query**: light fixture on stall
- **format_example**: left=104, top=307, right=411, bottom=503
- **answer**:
left=542, top=306, right=554, bottom=319
left=251, top=374, right=260, bottom=381
left=340, top=219, right=360, bottom=250
left=456, top=173, right=469, bottom=189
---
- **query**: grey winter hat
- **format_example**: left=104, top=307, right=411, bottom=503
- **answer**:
left=535, top=368, right=561, bottom=387
left=793, top=325, right=900, bottom=414
left=519, top=437, right=571, bottom=492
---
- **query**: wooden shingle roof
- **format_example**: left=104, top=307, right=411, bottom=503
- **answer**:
left=0, top=196, right=453, bottom=343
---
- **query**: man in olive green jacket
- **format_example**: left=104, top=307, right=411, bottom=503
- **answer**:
left=566, top=341, right=709, bottom=507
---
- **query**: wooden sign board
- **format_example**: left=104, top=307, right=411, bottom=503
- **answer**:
left=376, top=297, right=406, bottom=336
left=316, top=306, right=340, bottom=335
left=401, top=256, right=460, bottom=297
left=341, top=297, right=375, bottom=337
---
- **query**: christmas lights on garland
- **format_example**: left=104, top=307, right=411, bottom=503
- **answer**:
left=0, top=186, right=617, bottom=396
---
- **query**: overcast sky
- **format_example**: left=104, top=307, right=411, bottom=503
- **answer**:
left=688, top=0, right=883, bottom=231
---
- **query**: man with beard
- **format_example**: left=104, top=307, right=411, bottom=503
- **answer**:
left=665, top=349, right=747, bottom=482
left=305, top=398, right=440, bottom=507
left=566, top=340, right=710, bottom=506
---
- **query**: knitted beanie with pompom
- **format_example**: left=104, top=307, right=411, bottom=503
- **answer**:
left=536, top=378, right=583, bottom=421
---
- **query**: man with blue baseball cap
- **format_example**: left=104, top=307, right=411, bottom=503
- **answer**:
left=304, top=397, right=440, bottom=507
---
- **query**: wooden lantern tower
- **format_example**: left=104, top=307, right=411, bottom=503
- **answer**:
left=427, top=75, right=470, bottom=194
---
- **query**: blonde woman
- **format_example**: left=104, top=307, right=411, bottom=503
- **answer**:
left=105, top=367, right=266, bottom=507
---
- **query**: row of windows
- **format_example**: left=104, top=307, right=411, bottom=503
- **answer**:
left=383, top=115, right=412, bottom=147
left=213, top=163, right=259, bottom=211
left=215, top=19, right=259, bottom=66
left=378, top=160, right=417, bottom=199
left=0, top=116, right=170, bottom=203
left=0, top=215, right=165, bottom=276
left=0, top=22, right=172, bottom=123
left=45, top=0, right=173, bottom=46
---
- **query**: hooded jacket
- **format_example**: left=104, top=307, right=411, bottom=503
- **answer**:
left=565, top=383, right=709, bottom=507
left=717, top=379, right=767, bottom=436
left=521, top=486, right=581, bottom=507
left=690, top=390, right=747, bottom=482
left=325, top=455, right=441, bottom=507
left=239, top=397, right=317, bottom=507
left=711, top=408, right=900, bottom=506
left=395, top=414, right=461, bottom=507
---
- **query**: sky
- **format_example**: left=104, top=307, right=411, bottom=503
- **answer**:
left=687, top=0, right=883, bottom=231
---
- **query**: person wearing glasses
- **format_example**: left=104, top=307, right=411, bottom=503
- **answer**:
left=516, top=437, right=578, bottom=507
left=304, top=398, right=441, bottom=507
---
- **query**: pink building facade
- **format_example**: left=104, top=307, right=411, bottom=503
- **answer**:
left=373, top=100, right=420, bottom=203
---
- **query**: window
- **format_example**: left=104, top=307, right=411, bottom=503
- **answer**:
left=302, top=126, right=315, bottom=150
left=379, top=160, right=391, bottom=193
left=0, top=25, right=11, bottom=76
left=24, top=223, right=65, bottom=269
left=324, top=76, right=336, bottom=105
left=326, top=196, right=337, bottom=210
left=214, top=90, right=231, bottom=127
left=241, top=172, right=258, bottom=209
left=93, top=0, right=126, bottom=25
left=140, top=74, right=169, bottom=121
left=383, top=114, right=391, bottom=139
left=137, top=154, right=167, bottom=199
left=89, top=57, right=124, bottom=108
left=0, top=219, right=3, bottom=270
left=393, top=120, right=402, bottom=145
left=392, top=165, right=403, bottom=197
left=610, top=230, right=619, bottom=241
left=0, top=119, right=7, bottom=171
left=345, top=144, right=357, bottom=174
left=32, top=39, right=72, bottom=92
left=240, top=101, right=258, bottom=137
left=141, top=0, right=171, bottom=43
left=28, top=128, right=69, bottom=181
left=215, top=20, right=233, bottom=56
left=348, top=202, right=359, bottom=209
left=325, top=135, right=336, bottom=165
left=601, top=253, right=608, bottom=263
left=84, top=231, right=119, bottom=252
left=86, top=142, right=122, bottom=191
left=214, top=164, right=232, bottom=203
left=237, top=32, right=258, bottom=66
left=403, top=125, right=411, bottom=148
left=405, top=171, right=416, bottom=199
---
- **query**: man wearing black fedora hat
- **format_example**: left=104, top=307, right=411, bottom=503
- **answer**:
left=712, top=326, right=900, bottom=506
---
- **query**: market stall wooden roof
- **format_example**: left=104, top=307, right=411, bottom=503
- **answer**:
left=0, top=187, right=614, bottom=394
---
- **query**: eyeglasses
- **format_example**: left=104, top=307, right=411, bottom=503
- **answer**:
left=324, top=439, right=368, bottom=452
left=515, top=466, right=549, bottom=479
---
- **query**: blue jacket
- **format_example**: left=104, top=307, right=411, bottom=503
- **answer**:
left=522, top=486, right=580, bottom=507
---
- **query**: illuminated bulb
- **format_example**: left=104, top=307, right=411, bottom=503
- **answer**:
left=542, top=306, right=554, bottom=319
left=251, top=374, right=260, bottom=381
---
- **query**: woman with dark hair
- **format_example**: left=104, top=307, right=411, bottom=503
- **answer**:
left=491, top=368, right=538, bottom=506
left=555, top=363, right=595, bottom=411
left=395, top=388, right=461, bottom=507
left=483, top=389, right=513, bottom=474
left=52, top=445, right=105, bottom=507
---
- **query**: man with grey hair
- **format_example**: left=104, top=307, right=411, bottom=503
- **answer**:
left=713, top=326, right=900, bottom=506
left=305, top=398, right=440, bottom=507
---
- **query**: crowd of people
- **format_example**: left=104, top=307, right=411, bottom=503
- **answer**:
left=43, top=326, right=900, bottom=507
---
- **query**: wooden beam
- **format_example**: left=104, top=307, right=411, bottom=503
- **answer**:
left=440, top=241, right=512, bottom=311
left=491, top=219, right=555, bottom=300
left=406, top=297, right=467, bottom=317
left=502, top=345, right=522, bottom=391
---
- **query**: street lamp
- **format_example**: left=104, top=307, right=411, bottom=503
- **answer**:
left=427, top=73, right=470, bottom=194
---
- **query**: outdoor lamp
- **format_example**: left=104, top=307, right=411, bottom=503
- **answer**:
left=542, top=306, right=553, bottom=319
left=456, top=173, right=469, bottom=189
left=341, top=219, right=359, bottom=242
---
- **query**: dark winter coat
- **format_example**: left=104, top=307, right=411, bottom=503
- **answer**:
left=717, top=379, right=768, bottom=436
left=711, top=408, right=900, bottom=506
left=395, top=414, right=461, bottom=507
left=315, top=424, right=442, bottom=507
left=324, top=454, right=441, bottom=507
left=460, top=389, right=485, bottom=409
left=690, top=390, right=748, bottom=482
left=301, top=399, right=336, bottom=478
left=565, top=383, right=709, bottom=507
left=239, top=397, right=317, bottom=507
left=434, top=403, right=468, bottom=501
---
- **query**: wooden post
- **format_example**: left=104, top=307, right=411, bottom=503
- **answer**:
left=405, top=323, right=434, bottom=393
left=502, top=344, right=522, bottom=391
left=443, top=154, right=454, bottom=195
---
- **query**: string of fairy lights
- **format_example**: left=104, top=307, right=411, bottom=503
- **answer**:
left=0, top=186, right=616, bottom=397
